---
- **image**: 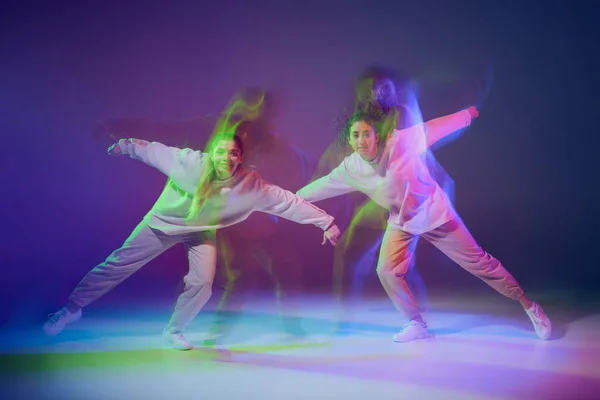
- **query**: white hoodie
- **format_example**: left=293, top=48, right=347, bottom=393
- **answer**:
left=119, top=139, right=335, bottom=235
left=297, top=109, right=472, bottom=234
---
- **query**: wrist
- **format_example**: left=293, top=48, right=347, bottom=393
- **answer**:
left=118, top=138, right=132, bottom=154
left=325, top=219, right=336, bottom=231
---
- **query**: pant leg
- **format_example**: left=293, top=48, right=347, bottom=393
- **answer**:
left=421, top=218, right=524, bottom=300
left=165, top=232, right=217, bottom=333
left=351, top=200, right=429, bottom=308
left=406, top=256, right=430, bottom=311
left=69, top=220, right=176, bottom=308
left=362, top=235, right=429, bottom=312
left=375, top=226, right=421, bottom=320
left=208, top=232, right=252, bottom=338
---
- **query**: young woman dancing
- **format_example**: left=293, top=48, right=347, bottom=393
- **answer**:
left=297, top=103, right=551, bottom=343
left=43, top=121, right=340, bottom=351
left=91, top=88, right=315, bottom=340
left=312, top=70, right=433, bottom=332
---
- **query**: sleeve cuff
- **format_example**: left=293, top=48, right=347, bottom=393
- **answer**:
left=324, top=217, right=336, bottom=231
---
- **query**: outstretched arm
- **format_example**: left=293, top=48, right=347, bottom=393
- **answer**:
left=423, top=106, right=479, bottom=148
left=255, top=181, right=341, bottom=246
left=108, top=138, right=203, bottom=180
left=388, top=106, right=479, bottom=158
left=297, top=159, right=356, bottom=203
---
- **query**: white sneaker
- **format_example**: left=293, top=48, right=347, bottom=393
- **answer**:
left=43, top=307, right=82, bottom=336
left=525, top=303, right=552, bottom=340
left=164, top=332, right=194, bottom=351
left=392, top=320, right=431, bottom=343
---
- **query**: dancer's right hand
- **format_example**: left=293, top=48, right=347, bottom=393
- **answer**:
left=107, top=139, right=126, bottom=156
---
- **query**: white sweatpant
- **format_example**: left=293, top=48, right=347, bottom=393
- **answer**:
left=69, top=219, right=217, bottom=333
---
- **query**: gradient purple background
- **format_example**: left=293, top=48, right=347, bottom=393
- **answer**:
left=1, top=0, right=598, bottom=325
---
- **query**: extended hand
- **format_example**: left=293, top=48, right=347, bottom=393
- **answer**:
left=467, top=106, right=479, bottom=119
left=322, top=224, right=341, bottom=246
left=107, top=139, right=126, bottom=156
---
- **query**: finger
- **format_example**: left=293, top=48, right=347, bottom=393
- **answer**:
left=108, top=143, right=121, bottom=155
left=330, top=233, right=338, bottom=245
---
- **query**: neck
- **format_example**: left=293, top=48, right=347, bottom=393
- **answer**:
left=358, top=146, right=380, bottom=163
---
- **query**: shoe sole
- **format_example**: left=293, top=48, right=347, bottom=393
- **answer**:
left=162, top=343, right=194, bottom=351
left=393, top=333, right=435, bottom=343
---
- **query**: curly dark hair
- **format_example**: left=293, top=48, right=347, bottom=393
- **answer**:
left=336, top=105, right=399, bottom=147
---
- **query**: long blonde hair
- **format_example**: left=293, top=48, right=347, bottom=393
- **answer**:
left=186, top=91, right=266, bottom=220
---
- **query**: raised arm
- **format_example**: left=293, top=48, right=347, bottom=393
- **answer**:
left=423, top=106, right=478, bottom=148
left=297, top=159, right=356, bottom=203
left=388, top=106, right=479, bottom=159
left=108, top=138, right=203, bottom=181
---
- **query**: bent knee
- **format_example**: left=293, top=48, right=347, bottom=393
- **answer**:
left=184, top=282, right=213, bottom=297
left=376, top=264, right=409, bottom=279
left=184, top=274, right=215, bottom=289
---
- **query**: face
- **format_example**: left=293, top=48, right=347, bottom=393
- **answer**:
left=212, top=139, right=243, bottom=179
left=349, top=120, right=379, bottom=161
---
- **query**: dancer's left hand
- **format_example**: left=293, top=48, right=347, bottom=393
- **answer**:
left=467, top=106, right=479, bottom=119
left=322, top=224, right=341, bottom=246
